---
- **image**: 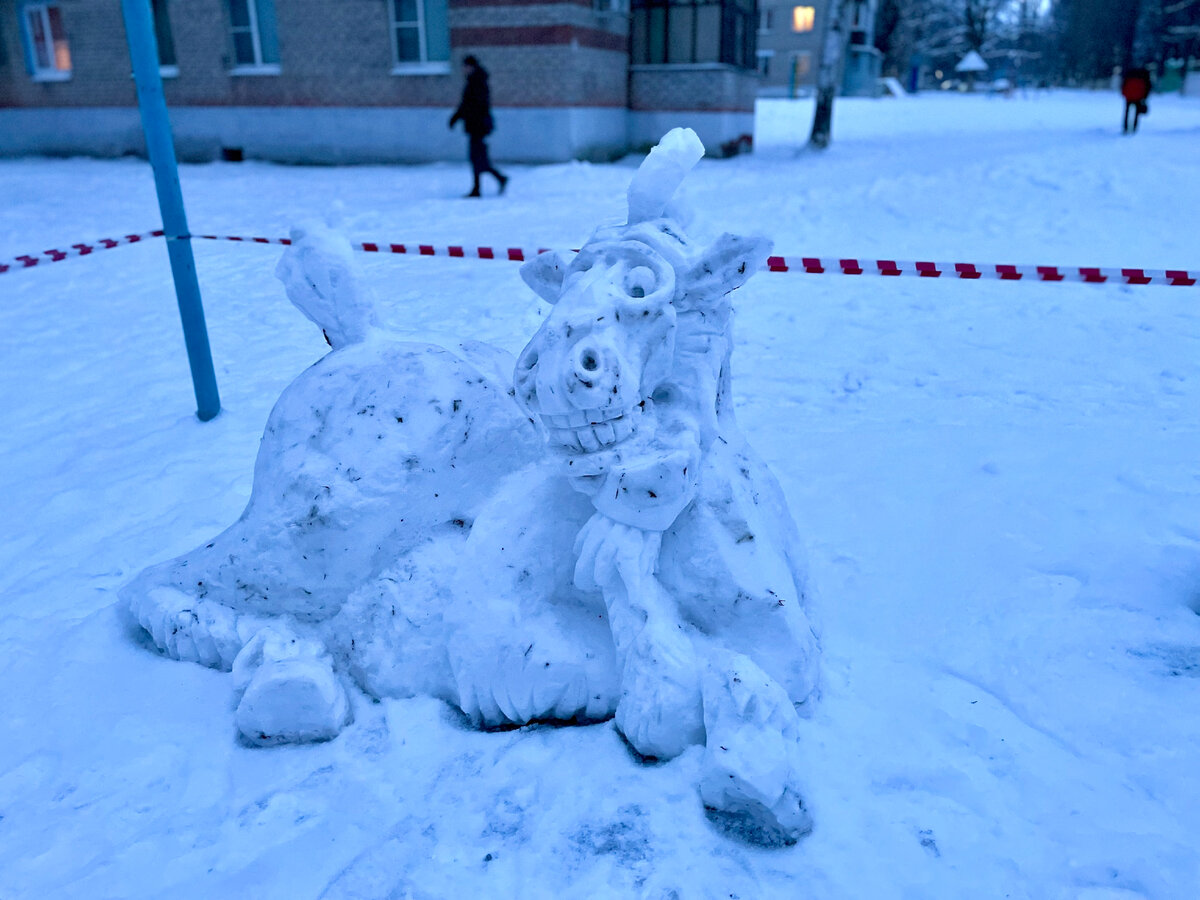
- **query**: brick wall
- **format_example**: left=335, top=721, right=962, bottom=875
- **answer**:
left=629, top=63, right=757, bottom=112
left=451, top=1, right=629, bottom=107
left=0, top=0, right=759, bottom=160
left=0, top=0, right=629, bottom=109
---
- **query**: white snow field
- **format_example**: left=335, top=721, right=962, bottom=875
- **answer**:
left=2, top=91, right=1199, bottom=899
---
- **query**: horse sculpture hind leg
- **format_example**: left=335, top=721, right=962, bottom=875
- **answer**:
left=121, top=220, right=542, bottom=742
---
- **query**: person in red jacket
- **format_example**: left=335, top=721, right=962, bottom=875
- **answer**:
left=1121, top=67, right=1152, bottom=134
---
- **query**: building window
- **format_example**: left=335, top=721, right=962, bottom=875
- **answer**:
left=631, top=0, right=757, bottom=70
left=389, top=0, right=450, bottom=70
left=790, top=50, right=811, bottom=79
left=227, top=0, right=280, bottom=71
left=758, top=7, right=773, bottom=33
left=757, top=48, right=774, bottom=76
left=21, top=2, right=72, bottom=80
left=791, top=5, right=814, bottom=32
left=151, top=0, right=178, bottom=72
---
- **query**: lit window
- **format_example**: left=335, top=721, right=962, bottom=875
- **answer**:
left=227, top=0, right=280, bottom=70
left=390, top=0, right=450, bottom=68
left=792, top=5, right=815, bottom=32
left=21, top=2, right=72, bottom=80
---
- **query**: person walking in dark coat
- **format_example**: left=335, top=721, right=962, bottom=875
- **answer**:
left=1121, top=67, right=1152, bottom=134
left=449, top=56, right=508, bottom=198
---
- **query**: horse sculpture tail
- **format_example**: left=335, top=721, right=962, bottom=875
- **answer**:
left=275, top=218, right=380, bottom=349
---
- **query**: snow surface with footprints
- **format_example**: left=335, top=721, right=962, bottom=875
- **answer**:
left=1, top=92, right=1199, bottom=898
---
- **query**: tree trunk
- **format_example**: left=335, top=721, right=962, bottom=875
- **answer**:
left=1119, top=0, right=1144, bottom=68
left=809, top=0, right=855, bottom=149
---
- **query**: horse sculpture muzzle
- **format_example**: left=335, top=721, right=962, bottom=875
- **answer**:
left=515, top=241, right=677, bottom=454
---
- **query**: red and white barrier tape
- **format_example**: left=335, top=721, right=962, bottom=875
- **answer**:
left=3, top=230, right=1196, bottom=288
left=188, top=233, right=555, bottom=262
left=765, top=256, right=1198, bottom=287
left=0, top=230, right=164, bottom=274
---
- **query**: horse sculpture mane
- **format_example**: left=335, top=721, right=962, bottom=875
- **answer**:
left=121, top=129, right=820, bottom=844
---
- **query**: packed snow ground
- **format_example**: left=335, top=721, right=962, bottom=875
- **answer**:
left=2, top=91, right=1199, bottom=899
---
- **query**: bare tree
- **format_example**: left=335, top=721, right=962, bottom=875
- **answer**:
left=875, top=0, right=1016, bottom=80
left=1052, top=0, right=1154, bottom=80
left=809, top=0, right=856, bottom=148
left=1136, top=0, right=1200, bottom=72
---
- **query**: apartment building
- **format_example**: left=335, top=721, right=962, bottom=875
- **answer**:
left=0, top=0, right=761, bottom=162
left=755, top=0, right=878, bottom=97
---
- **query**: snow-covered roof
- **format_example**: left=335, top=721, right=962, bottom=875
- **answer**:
left=956, top=50, right=989, bottom=72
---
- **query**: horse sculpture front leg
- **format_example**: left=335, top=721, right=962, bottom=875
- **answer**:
left=575, top=511, right=812, bottom=842
left=574, top=512, right=705, bottom=759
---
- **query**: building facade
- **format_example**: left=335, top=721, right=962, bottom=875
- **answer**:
left=754, top=1, right=825, bottom=95
left=0, top=0, right=760, bottom=162
left=755, top=0, right=879, bottom=97
left=841, top=0, right=881, bottom=96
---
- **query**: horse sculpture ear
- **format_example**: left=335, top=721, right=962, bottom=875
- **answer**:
left=627, top=127, right=705, bottom=225
left=520, top=250, right=573, bottom=304
left=676, top=232, right=773, bottom=312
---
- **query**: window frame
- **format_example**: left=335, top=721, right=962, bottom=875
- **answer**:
left=20, top=2, right=72, bottom=82
left=630, top=0, right=758, bottom=71
left=756, top=47, right=774, bottom=76
left=790, top=49, right=811, bottom=79
left=389, top=0, right=451, bottom=75
left=227, top=0, right=281, bottom=75
left=151, top=0, right=179, bottom=77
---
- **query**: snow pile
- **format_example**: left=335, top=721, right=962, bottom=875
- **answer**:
left=119, top=128, right=819, bottom=843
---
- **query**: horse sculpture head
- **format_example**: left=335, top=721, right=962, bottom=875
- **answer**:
left=514, top=129, right=772, bottom=528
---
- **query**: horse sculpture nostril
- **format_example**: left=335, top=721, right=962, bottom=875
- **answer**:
left=580, top=351, right=599, bottom=373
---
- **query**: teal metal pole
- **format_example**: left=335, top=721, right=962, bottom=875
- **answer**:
left=121, top=0, right=220, bottom=421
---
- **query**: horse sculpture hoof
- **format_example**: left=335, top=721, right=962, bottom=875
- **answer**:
left=699, top=652, right=812, bottom=845
left=131, top=586, right=244, bottom=670
left=234, top=629, right=350, bottom=745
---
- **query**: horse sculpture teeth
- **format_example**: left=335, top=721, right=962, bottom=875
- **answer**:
left=559, top=428, right=584, bottom=451
left=576, top=428, right=602, bottom=452
left=592, top=422, right=617, bottom=446
left=541, top=405, right=638, bottom=452
left=611, top=416, right=635, bottom=443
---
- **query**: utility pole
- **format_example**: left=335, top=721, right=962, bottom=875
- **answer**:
left=121, top=0, right=221, bottom=421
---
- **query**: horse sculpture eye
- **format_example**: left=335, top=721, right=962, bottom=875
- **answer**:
left=625, top=266, right=656, bottom=299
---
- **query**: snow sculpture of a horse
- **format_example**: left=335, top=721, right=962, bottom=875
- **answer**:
left=122, top=128, right=820, bottom=843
